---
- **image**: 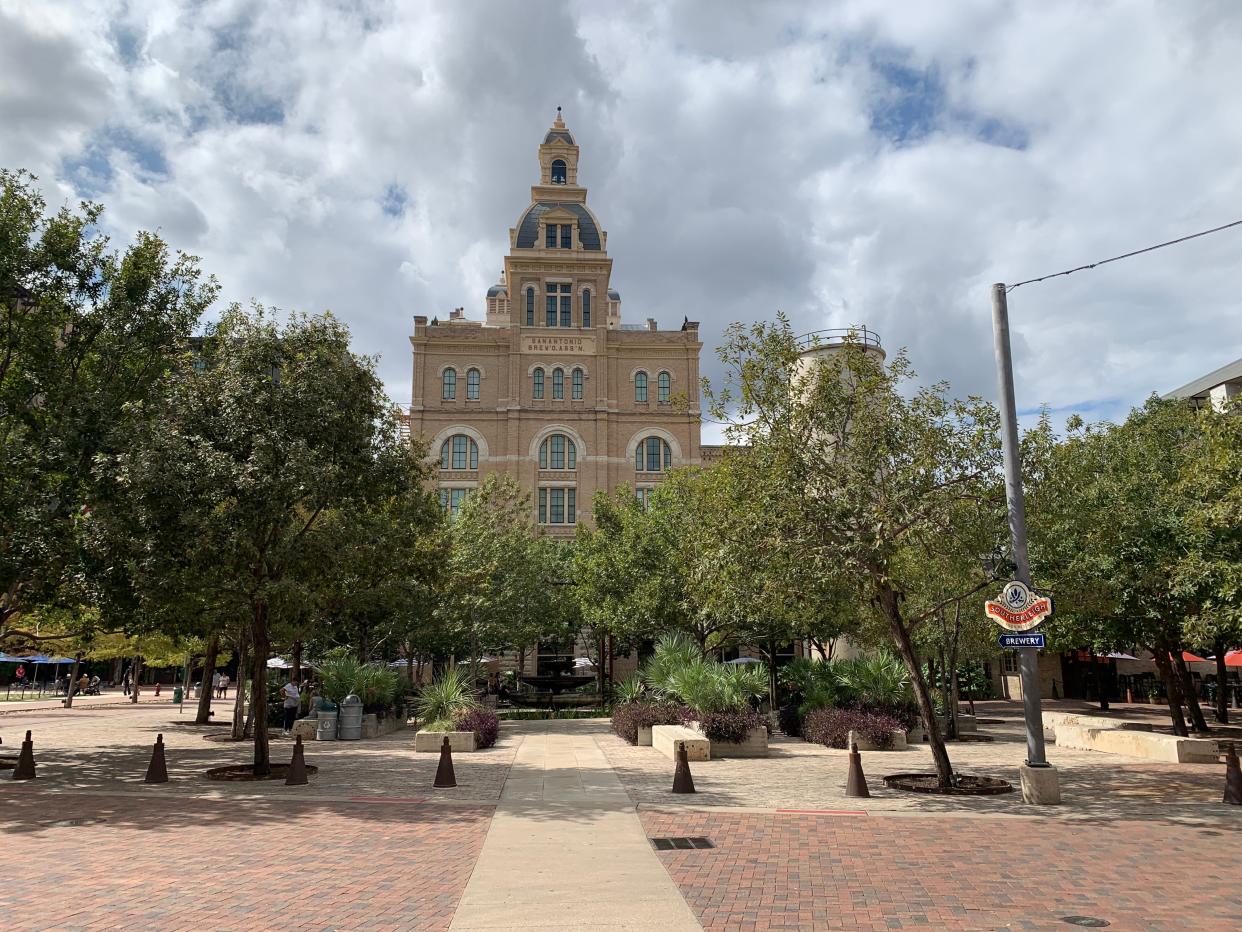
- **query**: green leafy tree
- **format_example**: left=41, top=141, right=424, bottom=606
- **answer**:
left=94, top=304, right=418, bottom=773
left=708, top=319, right=1002, bottom=788
left=0, top=170, right=216, bottom=647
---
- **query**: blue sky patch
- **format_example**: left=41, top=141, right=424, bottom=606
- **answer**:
left=381, top=183, right=409, bottom=218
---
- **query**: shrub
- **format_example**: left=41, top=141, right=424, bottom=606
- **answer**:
left=415, top=668, right=478, bottom=725
left=803, top=708, right=904, bottom=750
left=455, top=707, right=501, bottom=749
left=610, top=701, right=687, bottom=744
left=695, top=707, right=765, bottom=744
left=613, top=675, right=646, bottom=705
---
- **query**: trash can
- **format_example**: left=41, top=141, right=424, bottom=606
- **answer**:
left=172, top=686, right=183, bottom=704
left=316, top=709, right=339, bottom=741
left=338, top=694, right=363, bottom=740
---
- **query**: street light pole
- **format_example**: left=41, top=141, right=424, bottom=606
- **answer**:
left=990, top=283, right=1060, bottom=803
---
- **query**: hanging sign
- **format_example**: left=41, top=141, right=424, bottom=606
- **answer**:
left=998, top=632, right=1046, bottom=649
left=985, top=580, right=1053, bottom=632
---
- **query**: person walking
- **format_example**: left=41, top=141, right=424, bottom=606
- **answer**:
left=280, top=678, right=301, bottom=737
left=122, top=668, right=132, bottom=696
left=212, top=671, right=221, bottom=699
left=220, top=672, right=230, bottom=698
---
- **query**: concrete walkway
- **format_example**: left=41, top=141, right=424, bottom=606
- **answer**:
left=449, top=720, right=701, bottom=931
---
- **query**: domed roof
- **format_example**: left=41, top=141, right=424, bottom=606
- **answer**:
left=514, top=202, right=602, bottom=250
left=544, top=129, right=575, bottom=146
left=486, top=285, right=508, bottom=298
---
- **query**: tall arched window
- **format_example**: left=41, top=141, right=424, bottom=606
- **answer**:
left=635, top=436, right=672, bottom=472
left=442, top=368, right=456, bottom=400
left=466, top=368, right=480, bottom=400
left=657, top=371, right=671, bottom=403
left=440, top=435, right=479, bottom=470
left=582, top=289, right=591, bottom=328
left=538, top=433, right=577, bottom=470
left=551, top=159, right=567, bottom=184
left=533, top=367, right=545, bottom=400
left=526, top=287, right=535, bottom=326
left=634, top=371, right=648, bottom=403
left=571, top=367, right=584, bottom=400
left=552, top=367, right=565, bottom=400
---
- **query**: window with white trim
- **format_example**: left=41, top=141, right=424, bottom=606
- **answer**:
left=571, top=367, right=584, bottom=400
left=440, top=435, right=478, bottom=471
left=526, top=287, right=535, bottom=326
left=636, top=436, right=672, bottom=472
left=582, top=289, right=591, bottom=328
left=552, top=367, right=564, bottom=400
left=466, top=368, right=480, bottom=400
left=439, top=487, right=469, bottom=520
left=658, top=371, right=671, bottom=403
left=539, top=434, right=577, bottom=470
left=634, top=371, right=648, bottom=403
left=546, top=282, right=571, bottom=327
left=442, top=368, right=456, bottom=400
left=538, top=487, right=577, bottom=525
left=533, top=367, right=545, bottom=399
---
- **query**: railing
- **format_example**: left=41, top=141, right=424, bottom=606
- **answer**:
left=795, top=326, right=882, bottom=350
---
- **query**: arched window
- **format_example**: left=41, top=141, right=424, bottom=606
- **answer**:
left=466, top=368, right=480, bottom=401
left=526, top=287, right=535, bottom=326
left=440, top=435, right=479, bottom=471
left=442, top=368, right=456, bottom=400
left=634, top=371, right=648, bottom=403
left=533, top=367, right=545, bottom=400
left=538, top=433, right=577, bottom=470
left=552, top=367, right=565, bottom=400
left=658, top=371, right=671, bottom=403
left=635, top=436, right=672, bottom=472
left=582, top=289, right=591, bottom=328
left=571, top=367, right=584, bottom=400
left=551, top=159, right=567, bottom=184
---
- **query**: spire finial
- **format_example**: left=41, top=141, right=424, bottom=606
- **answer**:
left=553, top=106, right=565, bottom=128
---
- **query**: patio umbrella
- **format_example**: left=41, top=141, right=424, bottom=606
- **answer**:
left=1225, top=650, right=1242, bottom=668
left=1102, top=652, right=1139, bottom=661
left=572, top=657, right=596, bottom=668
left=1171, top=651, right=1208, bottom=663
left=724, top=657, right=764, bottom=665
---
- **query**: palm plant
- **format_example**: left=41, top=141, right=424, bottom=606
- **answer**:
left=318, top=649, right=366, bottom=704
left=614, top=675, right=647, bottom=705
left=642, top=631, right=704, bottom=699
left=836, top=654, right=912, bottom=710
left=415, top=667, right=478, bottom=730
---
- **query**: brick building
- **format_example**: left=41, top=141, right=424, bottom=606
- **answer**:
left=404, top=110, right=703, bottom=534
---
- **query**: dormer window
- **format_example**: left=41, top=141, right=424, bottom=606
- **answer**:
left=545, top=223, right=573, bottom=249
left=551, top=159, right=567, bottom=184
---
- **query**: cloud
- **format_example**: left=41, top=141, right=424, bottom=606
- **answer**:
left=3, top=0, right=1241, bottom=445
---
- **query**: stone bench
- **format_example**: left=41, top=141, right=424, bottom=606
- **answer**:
left=1053, top=723, right=1220, bottom=763
left=689, top=722, right=769, bottom=757
left=652, top=725, right=709, bottom=762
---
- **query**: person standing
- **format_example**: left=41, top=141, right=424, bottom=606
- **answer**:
left=122, top=668, right=132, bottom=696
left=220, top=673, right=229, bottom=698
left=280, top=678, right=301, bottom=737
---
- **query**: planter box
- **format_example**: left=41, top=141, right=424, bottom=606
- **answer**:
left=689, top=723, right=769, bottom=758
left=652, top=725, right=709, bottom=761
left=847, top=728, right=907, bottom=751
left=415, top=730, right=476, bottom=753
left=361, top=713, right=405, bottom=739
left=637, top=725, right=653, bottom=746
left=1053, top=723, right=1217, bottom=763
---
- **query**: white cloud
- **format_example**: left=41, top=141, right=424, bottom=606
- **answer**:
left=3, top=0, right=1240, bottom=441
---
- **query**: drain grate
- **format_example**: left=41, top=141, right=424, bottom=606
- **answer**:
left=1060, top=918, right=1109, bottom=928
left=650, top=836, right=714, bottom=851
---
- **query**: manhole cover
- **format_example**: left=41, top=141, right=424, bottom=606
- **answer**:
left=650, top=836, right=714, bottom=851
left=1060, top=917, right=1109, bottom=927
left=40, top=818, right=107, bottom=828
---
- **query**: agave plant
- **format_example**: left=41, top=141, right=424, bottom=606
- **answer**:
left=415, top=667, right=478, bottom=727
left=613, top=675, right=647, bottom=705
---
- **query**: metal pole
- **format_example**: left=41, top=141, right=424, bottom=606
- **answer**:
left=990, top=283, right=1049, bottom=767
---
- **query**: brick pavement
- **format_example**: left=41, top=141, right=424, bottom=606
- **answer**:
left=0, top=790, right=493, bottom=931
left=639, top=809, right=1242, bottom=931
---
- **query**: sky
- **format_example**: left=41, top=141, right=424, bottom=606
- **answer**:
left=3, top=0, right=1240, bottom=442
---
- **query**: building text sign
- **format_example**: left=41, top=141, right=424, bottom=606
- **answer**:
left=523, top=334, right=596, bottom=355
left=984, top=580, right=1053, bottom=632
left=998, top=632, right=1046, bottom=649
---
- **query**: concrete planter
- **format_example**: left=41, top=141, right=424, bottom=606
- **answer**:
left=689, top=722, right=769, bottom=758
left=361, top=713, right=405, bottom=740
left=415, top=730, right=476, bottom=753
left=847, top=728, right=907, bottom=751
left=651, top=725, right=709, bottom=761
left=637, top=725, right=653, bottom=746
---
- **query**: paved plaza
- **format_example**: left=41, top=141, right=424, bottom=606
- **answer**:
left=1, top=699, right=1238, bottom=930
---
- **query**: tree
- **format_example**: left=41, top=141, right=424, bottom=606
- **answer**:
left=709, top=320, right=1003, bottom=788
left=95, top=304, right=420, bottom=774
left=0, top=170, right=215, bottom=648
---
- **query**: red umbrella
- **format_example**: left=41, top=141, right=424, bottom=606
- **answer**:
left=1224, top=650, right=1242, bottom=668
left=1171, top=651, right=1208, bottom=663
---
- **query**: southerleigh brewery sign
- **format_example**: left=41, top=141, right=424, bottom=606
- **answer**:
left=984, top=580, right=1053, bottom=632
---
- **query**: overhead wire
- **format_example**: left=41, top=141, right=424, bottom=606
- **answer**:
left=1006, top=219, right=1242, bottom=292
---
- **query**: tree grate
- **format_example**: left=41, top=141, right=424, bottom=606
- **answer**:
left=650, top=836, right=714, bottom=851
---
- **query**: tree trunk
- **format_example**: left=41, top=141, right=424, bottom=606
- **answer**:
left=1096, top=660, right=1110, bottom=712
left=1172, top=652, right=1208, bottom=733
left=196, top=634, right=220, bottom=724
left=292, top=639, right=303, bottom=685
left=767, top=634, right=778, bottom=711
left=947, top=610, right=962, bottom=740
left=130, top=655, right=142, bottom=703
left=1214, top=637, right=1229, bottom=725
left=881, top=586, right=953, bottom=787
left=251, top=604, right=271, bottom=776
left=64, top=653, right=82, bottom=708
left=181, top=652, right=194, bottom=698
left=1152, top=648, right=1188, bottom=737
left=231, top=634, right=248, bottom=740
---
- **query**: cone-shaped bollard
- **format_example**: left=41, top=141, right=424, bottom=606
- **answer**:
left=285, top=734, right=309, bottom=786
left=672, top=741, right=696, bottom=794
left=144, top=733, right=169, bottom=784
left=845, top=742, right=870, bottom=798
left=434, top=736, right=457, bottom=788
left=1224, top=742, right=1242, bottom=805
left=12, top=730, right=35, bottom=781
